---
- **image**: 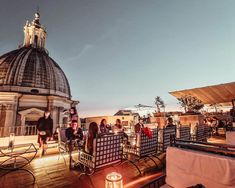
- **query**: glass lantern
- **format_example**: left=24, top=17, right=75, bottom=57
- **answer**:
left=106, top=172, right=123, bottom=188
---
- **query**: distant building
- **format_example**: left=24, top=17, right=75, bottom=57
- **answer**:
left=85, top=115, right=138, bottom=131
left=0, top=12, right=78, bottom=130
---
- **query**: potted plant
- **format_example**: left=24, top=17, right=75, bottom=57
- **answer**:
left=154, top=96, right=166, bottom=117
left=177, top=95, right=204, bottom=115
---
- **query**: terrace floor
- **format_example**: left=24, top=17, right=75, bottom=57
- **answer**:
left=0, top=135, right=226, bottom=188
left=0, top=148, right=165, bottom=188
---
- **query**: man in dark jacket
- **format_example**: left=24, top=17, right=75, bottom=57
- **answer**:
left=66, top=120, right=83, bottom=144
left=37, top=110, right=53, bottom=157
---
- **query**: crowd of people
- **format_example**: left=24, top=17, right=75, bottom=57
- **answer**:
left=36, top=107, right=177, bottom=157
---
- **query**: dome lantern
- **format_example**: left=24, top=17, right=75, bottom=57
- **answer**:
left=23, top=12, right=47, bottom=49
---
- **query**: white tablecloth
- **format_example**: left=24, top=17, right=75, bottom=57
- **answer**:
left=226, top=131, right=235, bottom=145
left=166, top=147, right=235, bottom=188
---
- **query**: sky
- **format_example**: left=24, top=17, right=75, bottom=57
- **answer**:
left=1, top=0, right=235, bottom=117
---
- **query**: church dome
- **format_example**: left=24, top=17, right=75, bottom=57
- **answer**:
left=0, top=13, right=71, bottom=98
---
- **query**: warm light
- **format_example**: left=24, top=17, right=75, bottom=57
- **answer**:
left=132, top=141, right=136, bottom=146
left=114, top=130, right=118, bottom=135
left=106, top=172, right=123, bottom=188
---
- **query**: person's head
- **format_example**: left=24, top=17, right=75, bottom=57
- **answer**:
left=116, top=119, right=121, bottom=125
left=44, top=110, right=50, bottom=119
left=71, top=120, right=78, bottom=130
left=70, top=107, right=77, bottom=115
left=88, top=122, right=98, bottom=137
left=100, top=119, right=107, bottom=126
left=139, top=118, right=144, bottom=124
left=167, top=117, right=173, bottom=125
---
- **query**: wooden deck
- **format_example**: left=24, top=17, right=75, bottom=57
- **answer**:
left=0, top=149, right=165, bottom=188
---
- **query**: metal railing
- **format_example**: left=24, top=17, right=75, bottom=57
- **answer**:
left=0, top=125, right=38, bottom=137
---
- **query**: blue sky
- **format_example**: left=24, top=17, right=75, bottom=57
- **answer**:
left=1, top=0, right=235, bottom=117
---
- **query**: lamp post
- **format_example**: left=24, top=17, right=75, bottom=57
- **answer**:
left=106, top=172, right=123, bottom=188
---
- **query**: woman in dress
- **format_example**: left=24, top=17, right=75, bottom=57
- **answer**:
left=85, top=122, right=98, bottom=155
left=99, top=119, right=108, bottom=134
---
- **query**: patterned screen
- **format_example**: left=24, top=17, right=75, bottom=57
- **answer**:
left=179, top=126, right=191, bottom=140
left=139, top=128, right=158, bottom=157
left=195, top=125, right=207, bottom=142
left=95, top=134, right=123, bottom=169
left=159, top=127, right=176, bottom=152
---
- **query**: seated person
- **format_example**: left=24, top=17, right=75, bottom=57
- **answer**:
left=134, top=118, right=144, bottom=133
left=99, top=119, right=109, bottom=134
left=66, top=120, right=83, bottom=143
left=85, top=122, right=98, bottom=155
left=166, top=117, right=176, bottom=128
left=113, top=119, right=124, bottom=133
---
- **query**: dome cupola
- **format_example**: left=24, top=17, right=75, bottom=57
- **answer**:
left=0, top=12, right=71, bottom=98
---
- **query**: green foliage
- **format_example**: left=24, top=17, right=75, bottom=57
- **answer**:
left=155, top=96, right=165, bottom=113
left=177, top=95, right=204, bottom=113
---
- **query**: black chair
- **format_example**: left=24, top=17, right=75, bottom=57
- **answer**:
left=192, top=125, right=207, bottom=142
left=77, top=134, right=123, bottom=175
left=158, top=127, right=176, bottom=153
left=123, top=128, right=160, bottom=175
left=58, top=128, right=79, bottom=168
left=178, top=126, right=191, bottom=141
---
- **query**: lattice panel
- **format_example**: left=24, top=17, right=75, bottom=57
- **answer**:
left=95, top=134, right=123, bottom=168
left=179, top=127, right=191, bottom=140
left=139, top=128, right=158, bottom=157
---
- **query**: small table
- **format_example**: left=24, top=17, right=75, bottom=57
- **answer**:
left=0, top=143, right=37, bottom=181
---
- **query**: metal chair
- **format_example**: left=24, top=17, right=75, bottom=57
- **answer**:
left=192, top=125, right=208, bottom=142
left=58, top=128, right=79, bottom=168
left=178, top=126, right=191, bottom=141
left=158, top=127, right=176, bottom=153
left=77, top=134, right=123, bottom=175
left=123, top=128, right=160, bottom=175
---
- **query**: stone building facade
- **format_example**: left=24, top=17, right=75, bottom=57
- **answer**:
left=0, top=12, right=78, bottom=130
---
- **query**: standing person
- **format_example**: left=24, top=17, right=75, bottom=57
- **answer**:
left=113, top=119, right=123, bottom=133
left=85, top=122, right=98, bottom=155
left=166, top=117, right=176, bottom=128
left=99, top=119, right=108, bottom=134
left=134, top=118, right=144, bottom=133
left=37, top=110, right=53, bottom=157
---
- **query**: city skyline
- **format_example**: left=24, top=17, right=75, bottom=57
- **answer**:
left=1, top=0, right=235, bottom=117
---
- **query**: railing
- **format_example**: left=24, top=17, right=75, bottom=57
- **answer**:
left=0, top=125, right=38, bottom=137
left=140, top=174, right=166, bottom=188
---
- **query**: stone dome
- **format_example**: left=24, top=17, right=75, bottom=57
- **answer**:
left=0, top=13, right=71, bottom=99
left=0, top=47, right=71, bottom=98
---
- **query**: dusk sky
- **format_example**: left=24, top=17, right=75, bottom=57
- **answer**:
left=1, top=0, right=235, bottom=117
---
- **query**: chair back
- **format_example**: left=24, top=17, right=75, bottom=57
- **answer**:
left=58, top=128, right=67, bottom=143
left=195, top=125, right=207, bottom=142
left=94, top=134, right=123, bottom=169
left=178, top=126, right=191, bottom=140
left=138, top=128, right=158, bottom=157
left=159, top=127, right=176, bottom=152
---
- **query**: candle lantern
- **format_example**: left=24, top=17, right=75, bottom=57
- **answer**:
left=8, top=133, right=15, bottom=149
left=106, top=172, right=123, bottom=188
